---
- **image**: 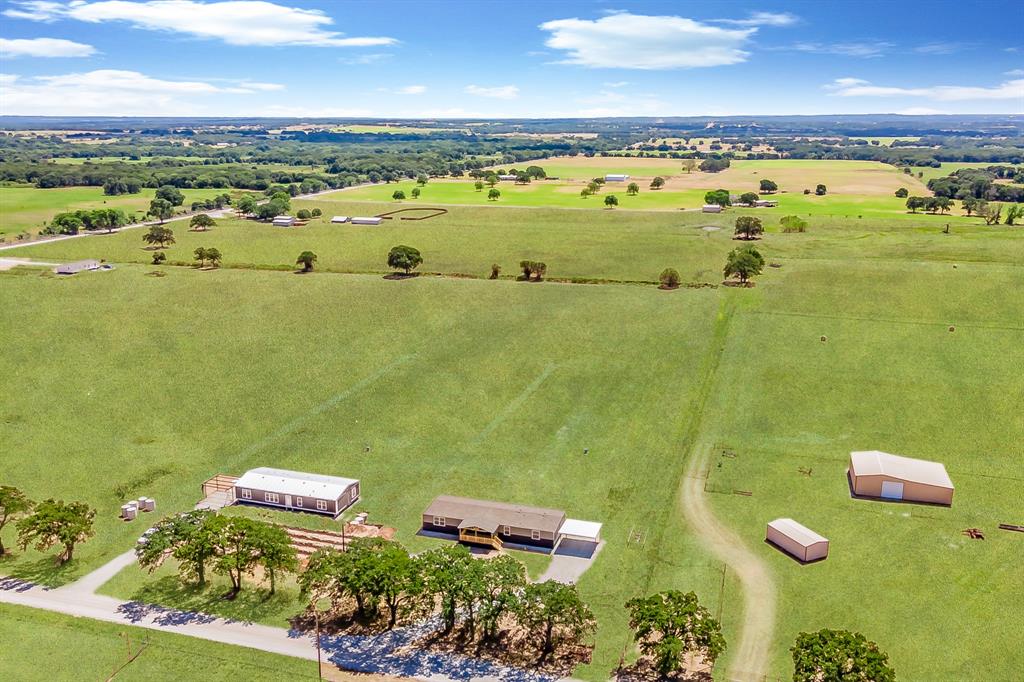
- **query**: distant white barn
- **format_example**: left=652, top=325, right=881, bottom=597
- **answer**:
left=53, top=259, right=100, bottom=275
left=351, top=216, right=383, bottom=225
left=702, top=204, right=723, bottom=213
left=330, top=216, right=350, bottom=224
left=605, top=174, right=630, bottom=182
left=272, top=215, right=295, bottom=227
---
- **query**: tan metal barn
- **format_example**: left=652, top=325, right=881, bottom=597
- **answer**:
left=849, top=450, right=954, bottom=505
left=766, top=518, right=829, bottom=562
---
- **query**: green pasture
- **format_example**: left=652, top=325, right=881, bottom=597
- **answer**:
left=0, top=185, right=233, bottom=237
left=2, top=196, right=1022, bottom=680
left=0, top=603, right=318, bottom=681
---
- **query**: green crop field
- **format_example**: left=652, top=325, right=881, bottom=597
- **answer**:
left=0, top=185, right=234, bottom=237
left=0, top=603, right=320, bottom=681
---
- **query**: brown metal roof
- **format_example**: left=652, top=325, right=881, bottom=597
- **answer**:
left=425, top=495, right=566, bottom=534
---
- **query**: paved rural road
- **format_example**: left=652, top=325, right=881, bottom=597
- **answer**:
left=0, top=550, right=567, bottom=682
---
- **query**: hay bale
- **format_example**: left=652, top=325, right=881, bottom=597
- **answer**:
left=820, top=335, right=827, bottom=342
left=949, top=326, right=955, bottom=332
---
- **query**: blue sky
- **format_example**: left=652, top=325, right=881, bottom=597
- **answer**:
left=1, top=0, right=1021, bottom=117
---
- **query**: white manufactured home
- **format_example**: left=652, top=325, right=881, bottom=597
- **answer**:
left=232, top=467, right=360, bottom=517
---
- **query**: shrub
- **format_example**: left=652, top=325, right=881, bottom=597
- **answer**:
left=489, top=263, right=502, bottom=280
left=296, top=209, right=312, bottom=220
left=311, top=208, right=322, bottom=217
left=659, top=268, right=681, bottom=289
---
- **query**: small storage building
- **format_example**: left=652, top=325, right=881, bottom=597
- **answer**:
left=330, top=216, right=350, bottom=224
left=497, top=174, right=518, bottom=181
left=702, top=204, right=723, bottom=213
left=754, top=199, right=778, bottom=207
left=351, top=216, right=383, bottom=225
left=54, top=259, right=100, bottom=275
left=849, top=451, right=954, bottom=505
left=233, top=467, right=360, bottom=517
left=766, top=518, right=829, bottom=562
left=272, top=216, right=295, bottom=227
left=605, top=173, right=630, bottom=182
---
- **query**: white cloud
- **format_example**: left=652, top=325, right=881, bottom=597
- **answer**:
left=914, top=42, right=972, bottom=55
left=0, top=37, right=96, bottom=57
left=790, top=41, right=891, bottom=58
left=339, top=52, right=392, bottom=65
left=825, top=77, right=1024, bottom=101
left=603, top=81, right=629, bottom=87
left=2, top=1, right=397, bottom=48
left=396, top=85, right=426, bottom=95
left=715, top=11, right=798, bottom=27
left=540, top=13, right=755, bottom=69
left=0, top=69, right=285, bottom=115
left=1005, top=68, right=1024, bottom=77
left=464, top=84, right=519, bottom=99
left=0, top=74, right=20, bottom=84
left=895, top=107, right=948, bottom=115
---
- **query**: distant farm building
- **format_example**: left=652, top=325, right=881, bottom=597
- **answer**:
left=605, top=173, right=630, bottom=182
left=497, top=174, right=518, bottom=181
left=754, top=199, right=779, bottom=207
left=766, top=518, right=829, bottom=562
left=351, top=216, right=383, bottom=225
left=330, top=216, right=350, bottom=223
left=422, top=495, right=601, bottom=553
left=702, top=204, right=723, bottom=213
left=272, top=216, right=295, bottom=227
left=233, top=467, right=360, bottom=517
left=53, top=259, right=100, bottom=275
left=849, top=451, right=954, bottom=505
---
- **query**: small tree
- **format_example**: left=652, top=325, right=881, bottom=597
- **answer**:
left=416, top=174, right=429, bottom=186
left=155, top=185, right=185, bottom=206
left=580, top=188, right=592, bottom=198
left=296, top=209, right=312, bottom=220
left=1005, top=204, right=1022, bottom=226
left=311, top=208, right=322, bottom=217
left=815, top=184, right=827, bottom=196
left=152, top=251, right=166, bottom=265
left=236, top=194, right=258, bottom=216
left=478, top=554, right=527, bottom=641
left=485, top=174, right=499, bottom=187
left=0, top=486, right=33, bottom=557
left=411, top=187, right=421, bottom=199
left=906, top=196, right=927, bottom=213
left=387, top=245, right=423, bottom=274
left=190, top=214, right=216, bottom=231
left=205, top=247, right=222, bottom=268
left=982, top=203, right=1002, bottom=225
left=780, top=215, right=808, bottom=233
left=296, top=251, right=317, bottom=272
left=474, top=180, right=484, bottom=192
left=488, top=188, right=501, bottom=201
left=604, top=194, right=619, bottom=208
left=738, top=191, right=759, bottom=206
left=627, top=182, right=639, bottom=195
left=489, top=263, right=502, bottom=279
left=659, top=268, right=681, bottom=289
left=626, top=591, right=727, bottom=676
left=650, top=176, right=666, bottom=190
left=392, top=190, right=406, bottom=201
left=895, top=187, right=909, bottom=198
left=417, top=545, right=474, bottom=633
left=143, top=225, right=175, bottom=249
left=734, top=215, right=764, bottom=240
left=682, top=159, right=696, bottom=174
left=704, top=189, right=731, bottom=207
left=136, top=509, right=217, bottom=586
left=208, top=515, right=261, bottom=596
left=519, top=260, right=534, bottom=280
left=148, top=198, right=175, bottom=223
left=251, top=521, right=298, bottom=596
left=193, top=247, right=208, bottom=267
left=723, top=244, right=764, bottom=284
left=17, top=499, right=95, bottom=564
left=759, top=179, right=778, bottom=193
left=791, top=629, right=895, bottom=682
left=516, top=580, right=596, bottom=662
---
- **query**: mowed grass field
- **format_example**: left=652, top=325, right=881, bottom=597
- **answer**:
left=2, top=192, right=1023, bottom=680
left=0, top=603, right=323, bottom=681
left=0, top=185, right=232, bottom=237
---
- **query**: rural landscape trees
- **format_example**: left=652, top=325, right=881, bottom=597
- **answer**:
left=387, top=245, right=423, bottom=274
left=735, top=216, right=764, bottom=240
left=17, top=499, right=95, bottom=564
left=296, top=251, right=317, bottom=272
left=659, top=268, right=681, bottom=289
left=189, top=213, right=216, bottom=231
left=724, top=244, right=765, bottom=285
left=143, top=225, right=175, bottom=249
left=0, top=485, right=33, bottom=557
left=791, top=629, right=896, bottom=682
left=625, top=591, right=726, bottom=676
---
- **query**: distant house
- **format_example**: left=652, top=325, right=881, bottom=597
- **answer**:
left=754, top=199, right=779, bottom=207
left=702, top=204, right=723, bottom=213
left=53, top=259, right=100, bottom=275
left=766, top=518, right=829, bottom=562
left=849, top=451, right=954, bottom=505
left=422, top=495, right=601, bottom=553
left=272, top=216, right=295, bottom=227
left=232, top=467, right=360, bottom=517
left=351, top=216, right=383, bottom=225
left=605, top=174, right=630, bottom=182
left=330, top=216, right=350, bottom=224
left=497, top=174, right=518, bottom=181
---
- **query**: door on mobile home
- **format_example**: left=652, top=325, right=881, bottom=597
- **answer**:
left=285, top=494, right=293, bottom=508
left=880, top=481, right=904, bottom=500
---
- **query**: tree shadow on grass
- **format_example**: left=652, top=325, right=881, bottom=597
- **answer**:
left=5, top=556, right=79, bottom=588
left=124, top=575, right=297, bottom=626
left=382, top=273, right=419, bottom=280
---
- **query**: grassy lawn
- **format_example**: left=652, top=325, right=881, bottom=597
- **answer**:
left=2, top=195, right=1022, bottom=680
left=0, top=185, right=233, bottom=237
left=0, top=603, right=322, bottom=681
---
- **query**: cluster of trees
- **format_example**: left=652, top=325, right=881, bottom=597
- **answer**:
left=791, top=629, right=896, bottom=682
left=193, top=247, right=222, bottom=268
left=759, top=179, right=778, bottom=193
left=190, top=194, right=232, bottom=212
left=301, top=542, right=595, bottom=662
left=519, top=260, right=548, bottom=281
left=136, top=510, right=296, bottom=596
left=905, top=196, right=953, bottom=214
left=704, top=189, right=731, bottom=207
left=0, top=486, right=95, bottom=565
left=699, top=157, right=731, bottom=173
left=928, top=166, right=1024, bottom=203
left=780, top=215, right=808, bottom=233
left=625, top=591, right=726, bottom=675
left=43, top=207, right=129, bottom=235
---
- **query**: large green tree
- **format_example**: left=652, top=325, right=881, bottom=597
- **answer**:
left=416, top=545, right=475, bottom=634
left=759, top=178, right=778, bottom=193
left=208, top=515, right=262, bottom=596
left=17, top=499, right=95, bottom=564
left=251, top=521, right=298, bottom=595
left=155, top=185, right=185, bottom=206
left=734, top=215, right=764, bottom=240
left=190, top=214, right=216, bottom=231
left=0, top=486, right=33, bottom=557
left=136, top=509, right=218, bottom=585
left=626, top=590, right=727, bottom=675
left=387, top=245, right=423, bottom=274
left=515, top=580, right=596, bottom=662
left=477, top=554, right=526, bottom=641
left=723, top=244, right=765, bottom=284
left=704, top=189, right=731, bottom=207
left=791, top=629, right=896, bottom=682
left=148, top=198, right=175, bottom=223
